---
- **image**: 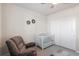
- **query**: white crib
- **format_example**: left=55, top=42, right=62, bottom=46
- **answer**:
left=35, top=33, right=54, bottom=50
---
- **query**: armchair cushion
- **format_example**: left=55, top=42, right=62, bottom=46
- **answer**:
left=25, top=42, right=35, bottom=48
left=18, top=50, right=37, bottom=56
left=6, top=39, right=20, bottom=56
left=10, top=36, right=25, bottom=51
left=19, top=46, right=37, bottom=56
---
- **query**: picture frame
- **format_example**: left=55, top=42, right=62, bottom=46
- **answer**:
left=26, top=20, right=30, bottom=25
left=32, top=19, right=36, bottom=24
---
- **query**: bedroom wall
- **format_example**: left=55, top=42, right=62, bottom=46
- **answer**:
left=0, top=4, right=2, bottom=48
left=76, top=11, right=79, bottom=52
left=2, top=4, right=47, bottom=54
left=47, top=5, right=79, bottom=51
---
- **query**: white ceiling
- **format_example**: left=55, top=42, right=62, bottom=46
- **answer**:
left=14, top=3, right=79, bottom=15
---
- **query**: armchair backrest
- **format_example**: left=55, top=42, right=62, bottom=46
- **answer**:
left=6, top=36, right=25, bottom=56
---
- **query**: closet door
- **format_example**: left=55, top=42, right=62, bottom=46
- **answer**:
left=49, top=17, right=76, bottom=50
left=59, top=18, right=76, bottom=50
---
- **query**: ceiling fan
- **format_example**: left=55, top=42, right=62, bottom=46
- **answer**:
left=41, top=3, right=58, bottom=8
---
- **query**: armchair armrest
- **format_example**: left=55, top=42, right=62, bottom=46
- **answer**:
left=25, top=42, right=36, bottom=48
left=18, top=50, right=37, bottom=56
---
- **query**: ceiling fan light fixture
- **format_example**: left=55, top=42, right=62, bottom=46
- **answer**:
left=40, top=3, right=58, bottom=8
left=52, top=3, right=58, bottom=5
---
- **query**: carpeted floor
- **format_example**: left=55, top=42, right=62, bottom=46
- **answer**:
left=36, top=44, right=79, bottom=56
left=1, top=44, right=79, bottom=56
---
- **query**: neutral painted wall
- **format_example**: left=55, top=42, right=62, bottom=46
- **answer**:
left=2, top=4, right=47, bottom=54
left=47, top=5, right=79, bottom=51
left=76, top=12, right=79, bottom=52
left=0, top=4, right=2, bottom=48
left=2, top=4, right=47, bottom=44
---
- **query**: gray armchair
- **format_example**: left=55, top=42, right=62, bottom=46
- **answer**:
left=6, top=36, right=37, bottom=56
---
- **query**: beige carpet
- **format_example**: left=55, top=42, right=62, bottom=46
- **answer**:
left=35, top=44, right=79, bottom=56
left=1, top=44, right=79, bottom=56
